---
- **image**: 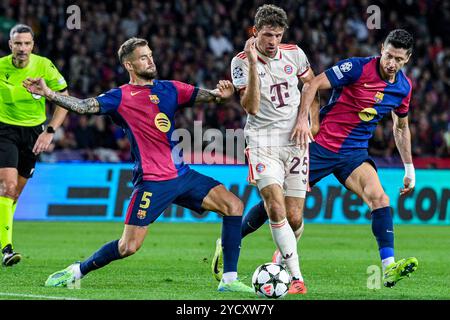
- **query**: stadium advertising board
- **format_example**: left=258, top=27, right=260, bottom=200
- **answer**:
left=16, top=163, right=450, bottom=225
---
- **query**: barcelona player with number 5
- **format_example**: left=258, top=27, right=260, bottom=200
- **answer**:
left=23, top=37, right=253, bottom=293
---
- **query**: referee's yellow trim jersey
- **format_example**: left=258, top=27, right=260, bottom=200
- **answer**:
left=0, top=53, right=67, bottom=126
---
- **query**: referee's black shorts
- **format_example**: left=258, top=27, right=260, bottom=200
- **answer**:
left=0, top=121, right=44, bottom=178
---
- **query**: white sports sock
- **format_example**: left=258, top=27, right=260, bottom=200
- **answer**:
left=72, top=263, right=83, bottom=280
left=222, top=272, right=238, bottom=284
left=382, top=257, right=395, bottom=271
left=270, top=218, right=303, bottom=281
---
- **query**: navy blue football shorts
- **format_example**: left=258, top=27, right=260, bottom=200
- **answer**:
left=309, top=142, right=377, bottom=188
left=125, top=169, right=222, bottom=226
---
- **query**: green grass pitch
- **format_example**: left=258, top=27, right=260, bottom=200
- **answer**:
left=1, top=222, right=449, bottom=300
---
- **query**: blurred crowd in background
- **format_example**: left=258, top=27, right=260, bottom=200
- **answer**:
left=0, top=0, right=449, bottom=166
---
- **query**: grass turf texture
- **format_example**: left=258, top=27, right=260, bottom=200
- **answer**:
left=1, top=222, right=449, bottom=300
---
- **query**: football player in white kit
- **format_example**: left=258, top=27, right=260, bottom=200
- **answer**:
left=212, top=4, right=319, bottom=294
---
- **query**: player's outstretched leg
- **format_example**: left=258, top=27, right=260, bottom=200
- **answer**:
left=45, top=262, right=80, bottom=287
left=216, top=215, right=253, bottom=293
left=212, top=237, right=255, bottom=293
left=212, top=200, right=268, bottom=282
left=211, top=238, right=256, bottom=292
left=44, top=238, right=129, bottom=287
left=45, top=223, right=146, bottom=287
left=241, top=201, right=268, bottom=238
left=202, top=184, right=253, bottom=293
left=383, top=257, right=418, bottom=288
left=45, top=239, right=123, bottom=287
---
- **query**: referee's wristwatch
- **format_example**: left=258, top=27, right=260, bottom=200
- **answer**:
left=46, top=125, right=56, bottom=134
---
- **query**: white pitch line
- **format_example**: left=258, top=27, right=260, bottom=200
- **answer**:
left=0, top=292, right=83, bottom=300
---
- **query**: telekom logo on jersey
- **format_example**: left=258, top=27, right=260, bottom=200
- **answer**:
left=270, top=82, right=289, bottom=108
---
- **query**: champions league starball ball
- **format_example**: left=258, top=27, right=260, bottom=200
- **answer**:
left=252, top=263, right=290, bottom=299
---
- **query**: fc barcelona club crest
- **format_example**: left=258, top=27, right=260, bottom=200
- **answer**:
left=149, top=95, right=160, bottom=104
left=374, top=91, right=384, bottom=103
left=137, top=209, right=147, bottom=219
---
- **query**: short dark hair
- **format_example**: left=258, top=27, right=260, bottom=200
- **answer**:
left=384, top=29, right=414, bottom=55
left=9, top=24, right=34, bottom=39
left=254, top=4, right=288, bottom=31
left=117, top=37, right=148, bottom=64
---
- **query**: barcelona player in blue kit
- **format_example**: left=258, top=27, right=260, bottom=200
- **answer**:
left=23, top=38, right=253, bottom=293
left=214, top=29, right=419, bottom=288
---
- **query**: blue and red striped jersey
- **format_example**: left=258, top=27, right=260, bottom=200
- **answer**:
left=96, top=80, right=198, bottom=185
left=317, top=56, right=412, bottom=154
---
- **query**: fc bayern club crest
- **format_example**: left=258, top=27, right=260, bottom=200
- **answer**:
left=256, top=163, right=266, bottom=173
left=284, top=64, right=293, bottom=74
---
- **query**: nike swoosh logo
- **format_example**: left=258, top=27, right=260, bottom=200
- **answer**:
left=363, top=83, right=377, bottom=88
left=130, top=91, right=143, bottom=96
left=283, top=253, right=293, bottom=259
left=213, top=258, right=220, bottom=274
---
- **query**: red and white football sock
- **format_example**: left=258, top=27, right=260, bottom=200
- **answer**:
left=270, top=218, right=303, bottom=281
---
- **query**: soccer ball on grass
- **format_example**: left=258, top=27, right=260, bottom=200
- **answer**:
left=252, top=263, right=290, bottom=299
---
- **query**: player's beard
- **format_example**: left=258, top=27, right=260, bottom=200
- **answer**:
left=137, top=68, right=158, bottom=81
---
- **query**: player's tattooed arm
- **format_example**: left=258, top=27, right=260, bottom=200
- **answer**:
left=23, top=77, right=100, bottom=114
left=47, top=93, right=100, bottom=114
left=195, top=88, right=222, bottom=103
left=195, top=80, right=235, bottom=104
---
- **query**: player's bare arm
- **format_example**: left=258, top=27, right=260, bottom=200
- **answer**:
left=32, top=89, right=69, bottom=155
left=392, top=112, right=415, bottom=195
left=291, top=69, right=321, bottom=145
left=47, top=95, right=99, bottom=114
left=240, top=37, right=260, bottom=115
left=195, top=88, right=222, bottom=103
left=292, top=72, right=331, bottom=148
left=23, top=78, right=100, bottom=114
left=47, top=91, right=70, bottom=129
left=195, top=80, right=235, bottom=104
left=302, top=71, right=321, bottom=137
